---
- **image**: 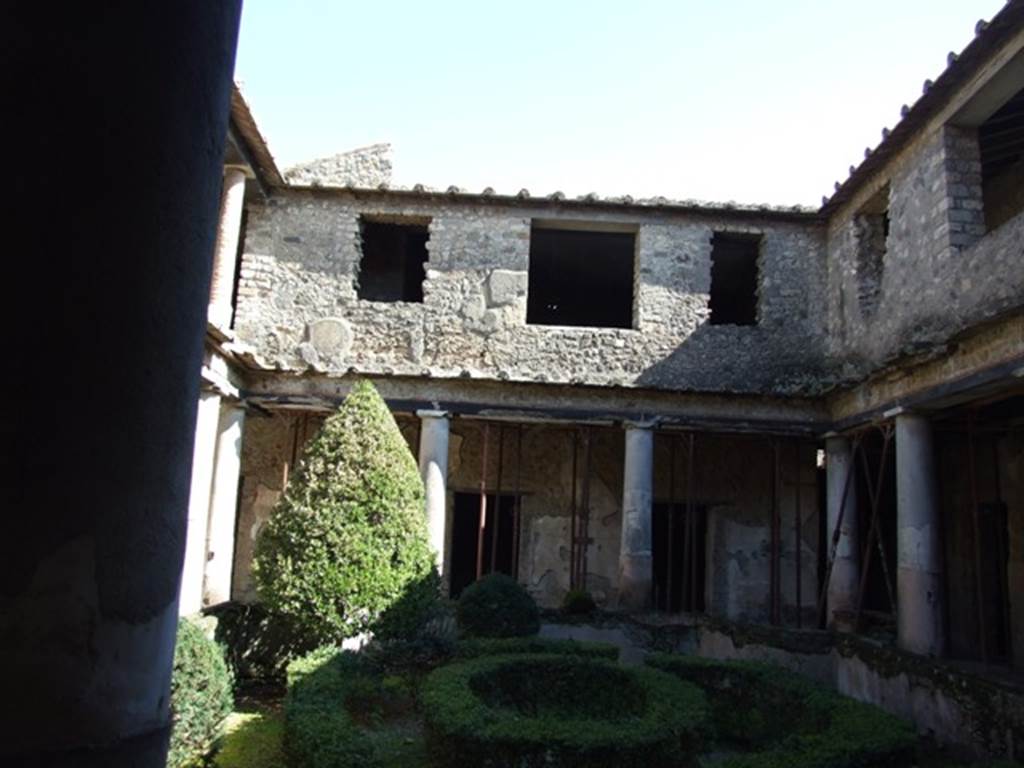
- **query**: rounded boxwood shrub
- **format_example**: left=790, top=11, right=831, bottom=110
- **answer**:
left=253, top=380, right=438, bottom=643
left=561, top=588, right=597, bottom=615
left=421, top=653, right=709, bottom=768
left=645, top=654, right=916, bottom=768
left=168, top=617, right=234, bottom=768
left=456, top=573, right=540, bottom=638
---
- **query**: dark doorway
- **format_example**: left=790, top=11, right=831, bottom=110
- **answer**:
left=526, top=226, right=635, bottom=328
left=450, top=492, right=518, bottom=598
left=854, top=430, right=898, bottom=618
left=652, top=502, right=706, bottom=612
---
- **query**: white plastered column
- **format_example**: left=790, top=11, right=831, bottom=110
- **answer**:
left=825, top=435, right=861, bottom=630
left=895, top=412, right=946, bottom=657
left=618, top=421, right=654, bottom=610
left=180, top=391, right=222, bottom=615
left=417, top=410, right=450, bottom=578
left=202, top=403, right=246, bottom=606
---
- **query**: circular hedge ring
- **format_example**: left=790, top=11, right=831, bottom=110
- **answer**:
left=421, top=653, right=709, bottom=768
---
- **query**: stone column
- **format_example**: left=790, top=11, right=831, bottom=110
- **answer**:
left=207, top=167, right=246, bottom=330
left=203, top=404, right=246, bottom=606
left=417, top=410, right=450, bottom=576
left=895, top=413, right=946, bottom=657
left=180, top=391, right=222, bottom=615
left=5, top=3, right=242, bottom=764
left=618, top=421, right=655, bottom=610
left=825, top=436, right=861, bottom=630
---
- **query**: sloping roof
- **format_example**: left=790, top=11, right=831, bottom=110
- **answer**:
left=229, top=85, right=284, bottom=188
left=819, top=0, right=1024, bottom=216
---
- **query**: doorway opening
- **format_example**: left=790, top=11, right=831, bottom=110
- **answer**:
left=652, top=502, right=707, bottom=613
left=449, top=491, right=518, bottom=598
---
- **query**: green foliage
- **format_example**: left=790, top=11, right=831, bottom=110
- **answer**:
left=453, top=636, right=619, bottom=661
left=646, top=654, right=917, bottom=768
left=213, top=710, right=284, bottom=768
left=205, top=601, right=319, bottom=683
left=253, top=380, right=437, bottom=643
left=169, top=618, right=235, bottom=768
left=456, top=573, right=540, bottom=638
left=284, top=647, right=375, bottom=768
left=561, top=588, right=597, bottom=615
left=420, top=653, right=709, bottom=767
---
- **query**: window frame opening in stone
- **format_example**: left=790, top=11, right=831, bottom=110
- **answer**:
left=449, top=491, right=519, bottom=598
left=852, top=185, right=890, bottom=319
left=979, top=85, right=1024, bottom=232
left=708, top=232, right=761, bottom=326
left=356, top=215, right=430, bottom=303
left=526, top=222, right=637, bottom=329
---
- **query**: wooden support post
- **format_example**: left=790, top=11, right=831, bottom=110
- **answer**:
left=492, top=425, right=505, bottom=575
left=854, top=427, right=894, bottom=630
left=967, top=413, right=988, bottom=664
left=513, top=425, right=523, bottom=581
left=666, top=434, right=677, bottom=612
left=795, top=441, right=803, bottom=629
left=570, top=429, right=578, bottom=590
left=476, top=423, right=490, bottom=581
left=580, top=426, right=593, bottom=590
left=992, top=436, right=1013, bottom=665
left=770, top=438, right=780, bottom=625
left=688, top=432, right=698, bottom=613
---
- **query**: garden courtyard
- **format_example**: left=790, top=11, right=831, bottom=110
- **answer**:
left=170, top=382, right=1019, bottom=768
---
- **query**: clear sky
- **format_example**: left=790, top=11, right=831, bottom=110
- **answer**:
left=235, top=1, right=1005, bottom=206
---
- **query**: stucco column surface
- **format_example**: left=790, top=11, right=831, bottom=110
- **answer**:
left=618, top=421, right=655, bottom=609
left=180, top=392, right=222, bottom=615
left=825, top=436, right=861, bottom=630
left=417, top=410, right=450, bottom=576
left=207, top=167, right=246, bottom=330
left=895, top=413, right=946, bottom=657
left=203, top=404, right=246, bottom=606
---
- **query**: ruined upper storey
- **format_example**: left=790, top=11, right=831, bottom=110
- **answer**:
left=234, top=194, right=831, bottom=396
left=229, top=1, right=1024, bottom=400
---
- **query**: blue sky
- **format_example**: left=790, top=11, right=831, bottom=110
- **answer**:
left=235, top=1, right=1005, bottom=205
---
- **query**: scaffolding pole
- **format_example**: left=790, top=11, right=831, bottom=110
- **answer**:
left=967, top=412, right=988, bottom=664
left=513, top=425, right=523, bottom=581
left=476, top=423, right=490, bottom=581
left=491, top=424, right=505, bottom=576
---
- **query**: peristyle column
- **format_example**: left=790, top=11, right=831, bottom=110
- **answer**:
left=417, top=410, right=450, bottom=576
left=895, top=413, right=946, bottom=657
left=180, top=391, right=222, bottom=615
left=203, top=404, right=246, bottom=606
left=618, top=421, right=655, bottom=609
left=207, top=167, right=247, bottom=330
left=825, top=435, right=861, bottom=630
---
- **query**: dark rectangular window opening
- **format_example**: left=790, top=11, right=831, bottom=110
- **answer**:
left=853, top=186, right=889, bottom=319
left=709, top=232, right=759, bottom=326
left=357, top=218, right=429, bottom=302
left=449, top=492, right=518, bottom=598
left=980, top=85, right=1024, bottom=232
left=526, top=226, right=635, bottom=328
left=652, top=502, right=706, bottom=613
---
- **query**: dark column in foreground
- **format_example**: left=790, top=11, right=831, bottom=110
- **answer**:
left=2, top=3, right=241, bottom=765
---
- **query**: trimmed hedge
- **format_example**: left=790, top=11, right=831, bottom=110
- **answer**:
left=646, top=654, right=917, bottom=768
left=561, top=588, right=597, bottom=615
left=421, top=653, right=709, bottom=767
left=205, top=601, right=319, bottom=683
left=456, top=573, right=540, bottom=638
left=284, top=647, right=374, bottom=768
left=168, top=618, right=234, bottom=768
left=454, top=636, right=619, bottom=661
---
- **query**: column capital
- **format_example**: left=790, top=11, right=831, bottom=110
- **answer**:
left=622, top=418, right=657, bottom=430
left=416, top=409, right=450, bottom=419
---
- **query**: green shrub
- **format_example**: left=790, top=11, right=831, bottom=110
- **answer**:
left=253, top=380, right=437, bottom=643
left=456, top=573, right=540, bottom=638
left=421, top=653, right=709, bottom=767
left=169, top=617, right=234, bottom=768
left=454, top=636, right=619, bottom=661
left=561, top=588, right=597, bottom=615
left=646, top=654, right=916, bottom=768
left=284, top=647, right=374, bottom=768
left=205, top=601, right=319, bottom=683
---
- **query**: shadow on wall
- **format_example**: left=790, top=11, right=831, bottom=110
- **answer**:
left=636, top=321, right=833, bottom=396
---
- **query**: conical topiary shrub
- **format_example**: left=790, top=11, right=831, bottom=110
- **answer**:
left=253, top=380, right=437, bottom=642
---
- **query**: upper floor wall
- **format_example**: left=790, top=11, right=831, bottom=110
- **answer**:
left=234, top=193, right=831, bottom=396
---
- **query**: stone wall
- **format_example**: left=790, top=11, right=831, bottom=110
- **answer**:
left=284, top=143, right=393, bottom=188
left=234, top=192, right=830, bottom=396
left=826, top=125, right=1024, bottom=385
